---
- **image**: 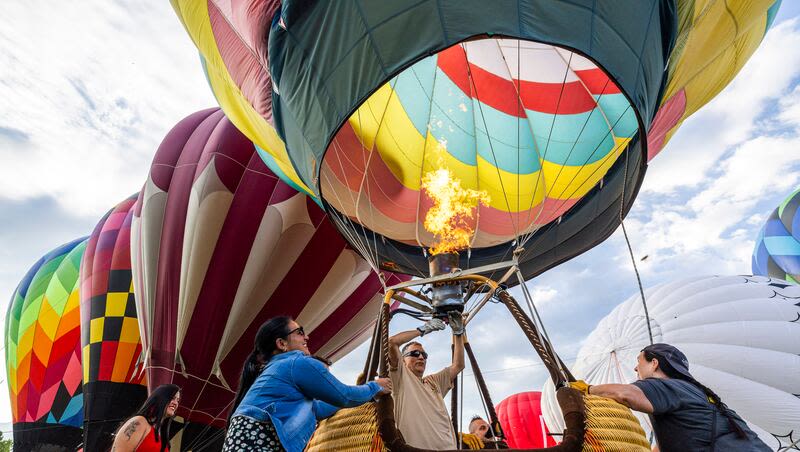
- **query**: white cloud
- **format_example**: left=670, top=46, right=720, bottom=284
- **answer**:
left=0, top=0, right=216, bottom=428
left=0, top=1, right=216, bottom=217
left=644, top=18, right=800, bottom=194
left=778, top=84, right=800, bottom=128
left=626, top=134, right=800, bottom=278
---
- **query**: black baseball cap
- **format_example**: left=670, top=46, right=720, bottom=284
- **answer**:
left=642, top=343, right=692, bottom=379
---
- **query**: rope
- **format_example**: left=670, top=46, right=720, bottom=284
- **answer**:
left=498, top=290, right=566, bottom=386
left=618, top=145, right=653, bottom=345
left=514, top=268, right=570, bottom=383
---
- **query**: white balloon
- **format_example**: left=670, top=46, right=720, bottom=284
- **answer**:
left=541, top=275, right=800, bottom=450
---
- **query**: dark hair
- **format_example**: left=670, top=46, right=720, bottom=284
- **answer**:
left=401, top=341, right=423, bottom=354
left=643, top=350, right=747, bottom=439
left=229, top=316, right=293, bottom=420
left=124, top=384, right=180, bottom=452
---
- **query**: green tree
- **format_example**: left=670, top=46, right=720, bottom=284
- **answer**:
left=0, top=430, right=12, bottom=452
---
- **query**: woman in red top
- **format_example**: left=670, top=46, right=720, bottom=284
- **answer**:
left=111, top=384, right=181, bottom=451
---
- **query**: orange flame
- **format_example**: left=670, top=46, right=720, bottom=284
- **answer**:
left=422, top=168, right=490, bottom=255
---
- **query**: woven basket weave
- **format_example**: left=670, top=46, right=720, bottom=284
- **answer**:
left=306, top=394, right=650, bottom=451
left=582, top=395, right=651, bottom=452
left=305, top=402, right=385, bottom=452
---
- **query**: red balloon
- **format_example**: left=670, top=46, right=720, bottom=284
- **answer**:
left=131, top=108, right=407, bottom=448
left=495, top=391, right=558, bottom=448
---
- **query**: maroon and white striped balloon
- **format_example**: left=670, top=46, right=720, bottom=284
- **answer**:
left=131, top=108, right=406, bottom=434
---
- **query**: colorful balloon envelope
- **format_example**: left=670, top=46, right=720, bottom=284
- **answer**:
left=753, top=187, right=800, bottom=283
left=173, top=0, right=780, bottom=280
left=495, top=391, right=557, bottom=449
left=80, top=194, right=148, bottom=451
left=131, top=108, right=407, bottom=449
left=5, top=238, right=86, bottom=451
left=540, top=275, right=800, bottom=450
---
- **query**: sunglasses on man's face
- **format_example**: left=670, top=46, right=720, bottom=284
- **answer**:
left=286, top=326, right=306, bottom=337
left=403, top=349, right=428, bottom=359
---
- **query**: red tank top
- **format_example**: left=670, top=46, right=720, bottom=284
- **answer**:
left=137, top=426, right=169, bottom=451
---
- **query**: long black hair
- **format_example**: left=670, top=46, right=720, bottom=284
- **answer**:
left=122, top=383, right=180, bottom=452
left=229, top=316, right=293, bottom=420
left=643, top=350, right=747, bottom=439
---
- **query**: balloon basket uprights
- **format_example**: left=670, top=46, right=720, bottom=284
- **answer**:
left=310, top=271, right=652, bottom=451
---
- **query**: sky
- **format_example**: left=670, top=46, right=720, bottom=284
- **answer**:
left=2, top=0, right=800, bottom=440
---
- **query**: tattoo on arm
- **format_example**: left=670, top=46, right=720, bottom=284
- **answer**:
left=123, top=420, right=140, bottom=440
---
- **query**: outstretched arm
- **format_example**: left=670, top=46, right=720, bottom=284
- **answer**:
left=589, top=383, right=654, bottom=413
left=447, top=334, right=465, bottom=380
left=293, top=357, right=383, bottom=408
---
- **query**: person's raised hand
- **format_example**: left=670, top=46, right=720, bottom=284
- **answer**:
left=416, top=318, right=446, bottom=336
left=375, top=377, right=392, bottom=394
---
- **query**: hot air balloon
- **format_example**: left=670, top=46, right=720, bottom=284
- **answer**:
left=5, top=238, right=86, bottom=451
left=540, top=275, right=800, bottom=451
left=80, top=194, right=148, bottom=451
left=172, top=0, right=781, bottom=282
left=495, top=392, right=557, bottom=449
left=753, top=187, right=800, bottom=283
left=131, top=108, right=408, bottom=450
left=171, top=3, right=783, bottom=450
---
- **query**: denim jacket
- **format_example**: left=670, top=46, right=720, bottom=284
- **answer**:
left=233, top=351, right=381, bottom=452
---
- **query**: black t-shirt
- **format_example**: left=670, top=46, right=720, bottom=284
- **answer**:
left=632, top=378, right=770, bottom=452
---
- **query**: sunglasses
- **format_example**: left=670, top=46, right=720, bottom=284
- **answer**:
left=403, top=349, right=428, bottom=359
left=286, top=326, right=306, bottom=337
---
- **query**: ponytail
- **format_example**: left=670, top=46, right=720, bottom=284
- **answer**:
left=684, top=376, right=748, bottom=439
left=228, top=316, right=293, bottom=422
left=229, top=350, right=264, bottom=421
left=644, top=350, right=747, bottom=439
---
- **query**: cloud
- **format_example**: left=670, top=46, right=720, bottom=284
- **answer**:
left=0, top=1, right=216, bottom=217
left=644, top=18, right=800, bottom=195
left=0, top=126, right=29, bottom=144
left=0, top=0, right=215, bottom=427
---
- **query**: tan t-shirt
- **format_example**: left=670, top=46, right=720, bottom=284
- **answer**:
left=390, top=363, right=456, bottom=449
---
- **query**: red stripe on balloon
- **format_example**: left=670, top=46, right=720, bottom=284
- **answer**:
left=219, top=219, right=347, bottom=379
left=150, top=110, right=228, bottom=387
left=437, top=44, right=602, bottom=116
left=207, top=0, right=278, bottom=122
left=325, top=122, right=370, bottom=192
left=179, top=158, right=282, bottom=380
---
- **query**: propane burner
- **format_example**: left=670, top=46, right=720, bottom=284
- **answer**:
left=428, top=253, right=465, bottom=317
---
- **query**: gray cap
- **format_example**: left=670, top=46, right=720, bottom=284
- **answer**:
left=642, top=343, right=692, bottom=379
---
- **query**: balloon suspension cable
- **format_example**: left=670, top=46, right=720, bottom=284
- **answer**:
left=458, top=365, right=465, bottom=449
left=618, top=145, right=653, bottom=345
left=620, top=220, right=652, bottom=345
left=514, top=267, right=569, bottom=383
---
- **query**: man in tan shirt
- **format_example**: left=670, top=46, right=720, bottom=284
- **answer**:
left=388, top=318, right=465, bottom=450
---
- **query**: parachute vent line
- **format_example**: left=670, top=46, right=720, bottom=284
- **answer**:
left=620, top=221, right=653, bottom=345
left=619, top=144, right=653, bottom=346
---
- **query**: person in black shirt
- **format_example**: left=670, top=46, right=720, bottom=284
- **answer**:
left=571, top=343, right=769, bottom=452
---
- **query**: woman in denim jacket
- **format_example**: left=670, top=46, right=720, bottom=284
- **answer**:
left=223, top=316, right=392, bottom=452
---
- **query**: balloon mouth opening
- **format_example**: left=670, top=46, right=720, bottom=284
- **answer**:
left=319, top=35, right=639, bottom=254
